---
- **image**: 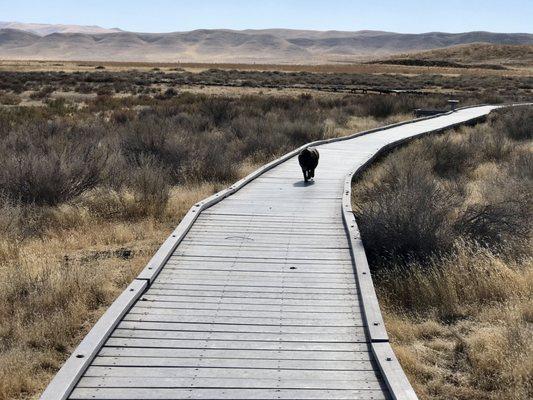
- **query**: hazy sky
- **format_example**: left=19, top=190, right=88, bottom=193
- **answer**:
left=1, top=0, right=531, bottom=33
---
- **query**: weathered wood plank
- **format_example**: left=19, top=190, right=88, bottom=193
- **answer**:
left=132, top=299, right=358, bottom=312
left=162, top=265, right=355, bottom=273
left=91, top=356, right=375, bottom=370
left=150, top=279, right=358, bottom=290
left=137, top=295, right=359, bottom=307
left=70, top=388, right=389, bottom=400
left=116, top=321, right=362, bottom=335
left=144, top=288, right=358, bottom=300
left=121, top=314, right=363, bottom=326
left=105, top=338, right=367, bottom=351
left=155, top=272, right=354, bottom=284
left=98, top=346, right=373, bottom=361
left=162, top=264, right=355, bottom=274
left=149, top=283, right=358, bottom=295
left=84, top=366, right=381, bottom=380
left=110, top=328, right=364, bottom=342
left=77, top=376, right=385, bottom=390
left=128, top=305, right=360, bottom=320
left=165, top=256, right=352, bottom=265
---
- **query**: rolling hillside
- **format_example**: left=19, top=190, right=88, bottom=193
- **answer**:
left=0, top=24, right=532, bottom=63
left=0, top=21, right=121, bottom=35
left=396, top=43, right=533, bottom=66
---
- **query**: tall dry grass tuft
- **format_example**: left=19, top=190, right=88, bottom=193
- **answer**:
left=382, top=296, right=533, bottom=400
left=0, top=182, right=217, bottom=400
left=353, top=106, right=533, bottom=400
left=0, top=246, right=115, bottom=399
left=377, top=240, right=531, bottom=320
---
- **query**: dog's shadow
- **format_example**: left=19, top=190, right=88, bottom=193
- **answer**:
left=293, top=180, right=315, bottom=187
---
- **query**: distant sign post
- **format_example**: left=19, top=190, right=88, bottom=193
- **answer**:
left=448, top=99, right=459, bottom=111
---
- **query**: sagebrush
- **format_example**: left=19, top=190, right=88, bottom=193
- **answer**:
left=352, top=106, right=533, bottom=400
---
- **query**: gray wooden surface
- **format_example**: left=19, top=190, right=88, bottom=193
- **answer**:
left=42, top=106, right=501, bottom=400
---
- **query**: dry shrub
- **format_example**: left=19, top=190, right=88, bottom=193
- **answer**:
left=353, top=163, right=458, bottom=265
left=464, top=307, right=533, bottom=397
left=29, top=86, right=54, bottom=100
left=353, top=107, right=533, bottom=269
left=0, top=121, right=108, bottom=206
left=120, top=115, right=185, bottom=181
left=353, top=106, right=533, bottom=400
left=0, top=93, right=21, bottom=106
left=128, top=160, right=170, bottom=217
left=360, top=95, right=399, bottom=118
left=110, top=109, right=135, bottom=124
left=457, top=202, right=530, bottom=252
left=492, top=106, right=533, bottom=141
left=200, top=97, right=236, bottom=125
left=467, top=124, right=514, bottom=161
left=181, top=130, right=241, bottom=183
left=377, top=241, right=531, bottom=320
left=0, top=199, right=23, bottom=239
left=429, top=135, right=474, bottom=177
left=0, top=147, right=106, bottom=206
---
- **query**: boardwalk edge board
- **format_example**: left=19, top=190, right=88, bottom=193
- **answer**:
left=340, top=110, right=498, bottom=400
left=342, top=107, right=497, bottom=341
left=41, top=103, right=528, bottom=400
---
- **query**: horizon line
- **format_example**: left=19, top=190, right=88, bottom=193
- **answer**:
left=1, top=21, right=532, bottom=36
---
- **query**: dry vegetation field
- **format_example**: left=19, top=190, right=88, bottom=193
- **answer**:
left=0, top=67, right=429, bottom=399
left=352, top=107, right=533, bottom=400
left=0, top=62, right=530, bottom=399
left=1, top=58, right=532, bottom=75
left=386, top=44, right=533, bottom=68
left=1, top=58, right=532, bottom=98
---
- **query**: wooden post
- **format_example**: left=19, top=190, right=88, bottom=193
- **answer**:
left=448, top=99, right=459, bottom=111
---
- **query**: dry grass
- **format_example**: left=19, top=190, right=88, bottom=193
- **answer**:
left=390, top=43, right=533, bottom=67
left=0, top=183, right=219, bottom=400
left=379, top=244, right=533, bottom=400
left=1, top=59, right=530, bottom=77
left=352, top=106, right=532, bottom=400
left=2, top=64, right=530, bottom=103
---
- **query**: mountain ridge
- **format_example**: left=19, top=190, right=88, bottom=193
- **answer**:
left=1, top=23, right=532, bottom=63
left=0, top=21, right=121, bottom=35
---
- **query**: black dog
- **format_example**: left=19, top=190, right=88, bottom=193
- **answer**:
left=298, top=147, right=319, bottom=182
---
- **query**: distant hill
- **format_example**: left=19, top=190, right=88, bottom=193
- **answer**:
left=0, top=21, right=121, bottom=36
left=0, top=23, right=532, bottom=63
left=385, top=43, right=533, bottom=67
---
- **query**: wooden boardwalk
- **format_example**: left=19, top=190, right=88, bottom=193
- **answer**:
left=41, top=106, right=499, bottom=400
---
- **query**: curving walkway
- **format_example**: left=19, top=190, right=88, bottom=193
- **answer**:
left=41, top=105, right=499, bottom=400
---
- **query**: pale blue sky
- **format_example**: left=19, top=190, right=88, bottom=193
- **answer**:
left=1, top=0, right=531, bottom=33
